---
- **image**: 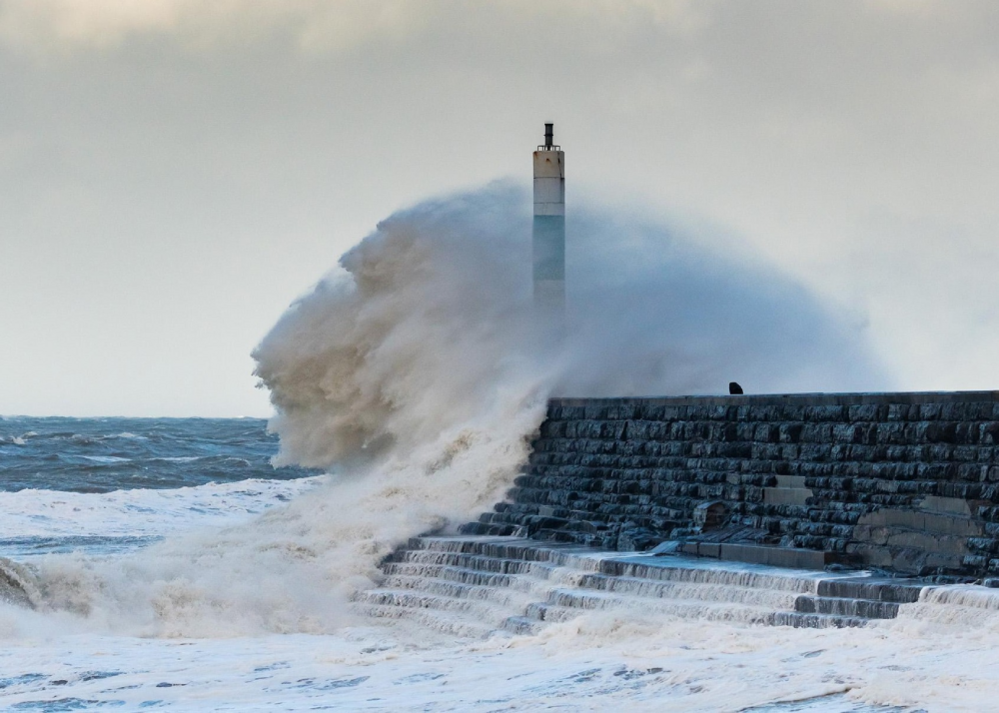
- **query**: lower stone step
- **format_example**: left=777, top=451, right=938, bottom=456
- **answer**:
left=354, top=589, right=507, bottom=621
left=540, top=590, right=781, bottom=624
left=680, top=541, right=847, bottom=569
left=502, top=615, right=541, bottom=635
left=355, top=603, right=496, bottom=638
left=794, top=595, right=900, bottom=619
left=574, top=573, right=800, bottom=609
left=815, top=576, right=923, bottom=603
left=770, top=611, right=870, bottom=629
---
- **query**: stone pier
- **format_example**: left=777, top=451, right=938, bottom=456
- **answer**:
left=461, top=391, right=999, bottom=577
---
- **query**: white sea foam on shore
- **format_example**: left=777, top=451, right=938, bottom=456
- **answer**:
left=0, top=607, right=995, bottom=711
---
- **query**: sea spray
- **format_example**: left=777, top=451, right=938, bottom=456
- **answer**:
left=256, top=183, right=881, bottom=473
left=3, top=183, right=880, bottom=638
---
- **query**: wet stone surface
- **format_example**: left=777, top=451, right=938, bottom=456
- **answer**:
left=460, top=392, right=999, bottom=577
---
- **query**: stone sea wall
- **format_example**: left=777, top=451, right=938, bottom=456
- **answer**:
left=462, top=392, right=999, bottom=577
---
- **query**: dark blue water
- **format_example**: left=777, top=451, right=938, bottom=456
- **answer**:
left=0, top=417, right=316, bottom=493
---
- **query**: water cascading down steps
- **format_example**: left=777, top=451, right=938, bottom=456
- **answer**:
left=352, top=536, right=928, bottom=636
left=355, top=392, right=999, bottom=634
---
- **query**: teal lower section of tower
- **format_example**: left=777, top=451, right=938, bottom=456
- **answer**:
left=533, top=215, right=565, bottom=314
left=532, top=216, right=565, bottom=280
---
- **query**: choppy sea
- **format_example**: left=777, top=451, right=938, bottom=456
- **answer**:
left=0, top=417, right=987, bottom=711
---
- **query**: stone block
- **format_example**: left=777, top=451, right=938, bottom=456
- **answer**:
left=922, top=552, right=965, bottom=571
left=867, top=527, right=890, bottom=546
left=812, top=405, right=848, bottom=422
left=716, top=543, right=833, bottom=569
left=967, top=537, right=999, bottom=554
left=979, top=422, right=999, bottom=445
left=877, top=423, right=905, bottom=445
left=918, top=495, right=976, bottom=517
left=775, top=475, right=808, bottom=488
left=853, top=544, right=894, bottom=568
left=779, top=423, right=803, bottom=443
left=917, top=403, right=941, bottom=420
left=963, top=554, right=989, bottom=570
left=888, top=404, right=913, bottom=421
left=763, top=487, right=813, bottom=507
left=687, top=542, right=721, bottom=558
left=848, top=404, right=879, bottom=422
left=941, top=403, right=969, bottom=421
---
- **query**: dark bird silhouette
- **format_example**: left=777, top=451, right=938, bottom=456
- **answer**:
left=729, top=382, right=743, bottom=395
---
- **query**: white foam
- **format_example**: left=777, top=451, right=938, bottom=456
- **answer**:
left=0, top=477, right=324, bottom=540
left=0, top=615, right=993, bottom=711
left=80, top=455, right=132, bottom=463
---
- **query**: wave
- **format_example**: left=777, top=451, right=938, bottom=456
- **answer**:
left=6, top=183, right=881, bottom=638
left=79, top=455, right=132, bottom=464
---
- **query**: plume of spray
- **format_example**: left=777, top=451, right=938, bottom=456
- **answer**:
left=5, top=182, right=882, bottom=638
left=258, top=182, right=881, bottom=472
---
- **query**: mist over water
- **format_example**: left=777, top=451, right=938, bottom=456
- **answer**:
left=562, top=204, right=883, bottom=396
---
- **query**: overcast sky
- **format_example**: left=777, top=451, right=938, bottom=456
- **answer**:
left=4, top=0, right=999, bottom=416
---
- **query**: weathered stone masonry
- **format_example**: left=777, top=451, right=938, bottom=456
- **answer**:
left=461, top=391, right=999, bottom=577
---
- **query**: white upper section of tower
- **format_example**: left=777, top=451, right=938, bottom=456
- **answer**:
left=533, top=150, right=565, bottom=216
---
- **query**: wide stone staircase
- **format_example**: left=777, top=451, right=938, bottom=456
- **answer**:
left=352, top=536, right=927, bottom=637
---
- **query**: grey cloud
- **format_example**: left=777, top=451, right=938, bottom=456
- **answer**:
left=3, top=0, right=999, bottom=414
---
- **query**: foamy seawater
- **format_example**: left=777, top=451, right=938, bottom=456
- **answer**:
left=0, top=417, right=989, bottom=710
left=0, top=417, right=321, bottom=560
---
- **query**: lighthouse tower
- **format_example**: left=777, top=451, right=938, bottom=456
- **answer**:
left=533, top=123, right=565, bottom=317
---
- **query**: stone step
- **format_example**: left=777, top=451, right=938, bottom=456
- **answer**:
left=392, top=551, right=563, bottom=577
left=411, top=537, right=602, bottom=566
left=404, top=539, right=837, bottom=591
left=381, top=562, right=518, bottom=588
left=815, top=576, right=924, bottom=603
left=353, top=603, right=495, bottom=639
left=770, top=611, right=870, bottom=629
left=525, top=596, right=870, bottom=630
left=395, top=546, right=604, bottom=573
left=353, top=589, right=508, bottom=621
left=386, top=559, right=817, bottom=609
left=378, top=575, right=536, bottom=607
left=574, top=573, right=799, bottom=609
left=794, top=595, right=900, bottom=619
left=395, top=545, right=824, bottom=595
left=360, top=536, right=920, bottom=635
left=385, top=558, right=823, bottom=610
left=458, top=521, right=524, bottom=537
left=382, top=562, right=586, bottom=593
left=598, top=558, right=822, bottom=593
left=544, top=588, right=780, bottom=619
left=680, top=541, right=846, bottom=569
left=501, top=615, right=542, bottom=635
left=523, top=600, right=777, bottom=626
